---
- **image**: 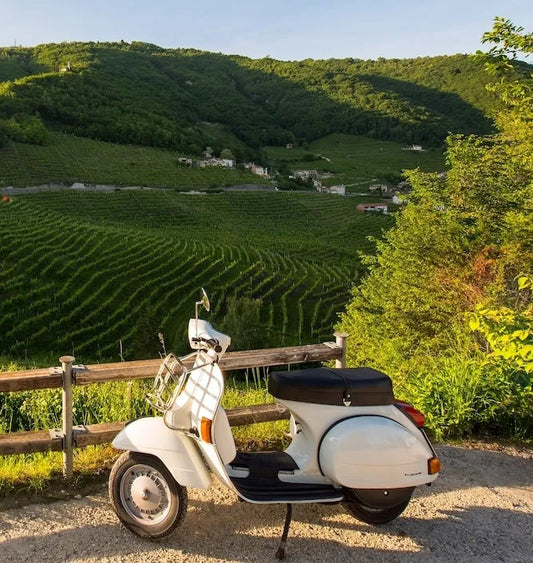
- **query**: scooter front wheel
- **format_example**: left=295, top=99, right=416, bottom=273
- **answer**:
left=109, top=451, right=188, bottom=539
left=343, top=487, right=413, bottom=525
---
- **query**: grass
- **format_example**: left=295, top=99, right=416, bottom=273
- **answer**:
left=224, top=370, right=290, bottom=448
left=0, top=376, right=289, bottom=499
left=0, top=446, right=117, bottom=500
left=265, top=133, right=446, bottom=192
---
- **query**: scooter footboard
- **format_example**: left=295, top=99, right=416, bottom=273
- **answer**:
left=319, top=416, right=438, bottom=489
left=113, top=417, right=211, bottom=489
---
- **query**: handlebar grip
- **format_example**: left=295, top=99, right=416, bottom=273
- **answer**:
left=205, top=339, right=223, bottom=353
left=192, top=336, right=222, bottom=353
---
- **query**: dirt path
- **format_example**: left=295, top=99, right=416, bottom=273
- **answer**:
left=0, top=444, right=532, bottom=562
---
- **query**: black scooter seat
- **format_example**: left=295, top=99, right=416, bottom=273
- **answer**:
left=268, top=367, right=394, bottom=406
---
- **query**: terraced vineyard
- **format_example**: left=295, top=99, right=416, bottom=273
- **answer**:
left=0, top=190, right=393, bottom=363
left=0, top=132, right=266, bottom=189
left=265, top=133, right=446, bottom=192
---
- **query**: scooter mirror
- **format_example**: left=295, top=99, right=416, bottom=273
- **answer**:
left=200, top=288, right=210, bottom=312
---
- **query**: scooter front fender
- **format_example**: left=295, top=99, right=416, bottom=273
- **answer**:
left=113, top=417, right=211, bottom=489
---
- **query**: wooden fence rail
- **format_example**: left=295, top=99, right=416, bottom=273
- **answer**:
left=0, top=334, right=348, bottom=477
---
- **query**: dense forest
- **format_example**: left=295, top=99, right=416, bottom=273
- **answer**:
left=1, top=41, right=528, bottom=157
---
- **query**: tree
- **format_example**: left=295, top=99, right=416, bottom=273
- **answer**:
left=337, top=18, right=533, bottom=374
left=130, top=309, right=163, bottom=359
left=220, top=147, right=235, bottom=160
left=221, top=295, right=267, bottom=351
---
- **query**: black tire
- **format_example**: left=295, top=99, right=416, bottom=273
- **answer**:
left=109, top=451, right=188, bottom=539
left=343, top=487, right=413, bottom=525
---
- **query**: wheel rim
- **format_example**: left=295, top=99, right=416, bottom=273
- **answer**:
left=119, top=463, right=173, bottom=525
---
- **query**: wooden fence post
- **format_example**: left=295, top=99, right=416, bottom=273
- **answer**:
left=60, top=355, right=75, bottom=479
left=333, top=332, right=348, bottom=369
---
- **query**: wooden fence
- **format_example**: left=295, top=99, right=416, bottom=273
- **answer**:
left=0, top=334, right=347, bottom=477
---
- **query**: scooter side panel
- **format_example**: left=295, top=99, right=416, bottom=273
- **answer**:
left=112, top=417, right=211, bottom=489
left=213, top=406, right=237, bottom=465
left=319, top=416, right=438, bottom=488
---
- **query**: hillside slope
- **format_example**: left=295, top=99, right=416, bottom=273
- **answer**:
left=0, top=190, right=392, bottom=361
left=0, top=131, right=268, bottom=189
left=0, top=42, right=516, bottom=156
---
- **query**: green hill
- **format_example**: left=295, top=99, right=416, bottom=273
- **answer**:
left=0, top=41, right=519, bottom=158
left=0, top=41, right=524, bottom=364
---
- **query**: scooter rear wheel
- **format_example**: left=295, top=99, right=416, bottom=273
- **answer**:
left=343, top=487, right=412, bottom=525
left=109, top=451, right=188, bottom=539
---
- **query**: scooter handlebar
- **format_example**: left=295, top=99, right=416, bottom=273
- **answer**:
left=192, top=336, right=223, bottom=353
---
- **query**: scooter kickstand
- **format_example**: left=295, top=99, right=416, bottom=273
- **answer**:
left=275, top=503, right=293, bottom=560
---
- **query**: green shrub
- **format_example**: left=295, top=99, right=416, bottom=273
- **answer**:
left=397, top=353, right=532, bottom=441
left=0, top=116, right=48, bottom=145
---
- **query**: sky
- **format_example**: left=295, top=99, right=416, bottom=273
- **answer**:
left=0, top=0, right=531, bottom=61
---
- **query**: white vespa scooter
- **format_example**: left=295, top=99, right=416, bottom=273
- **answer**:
left=109, top=290, right=440, bottom=558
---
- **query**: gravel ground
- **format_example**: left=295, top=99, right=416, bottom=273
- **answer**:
left=0, top=444, right=532, bottom=562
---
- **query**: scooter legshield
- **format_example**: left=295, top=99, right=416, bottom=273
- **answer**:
left=112, top=417, right=211, bottom=489
left=319, top=415, right=438, bottom=489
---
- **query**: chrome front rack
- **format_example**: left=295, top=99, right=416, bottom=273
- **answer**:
left=145, top=353, right=189, bottom=414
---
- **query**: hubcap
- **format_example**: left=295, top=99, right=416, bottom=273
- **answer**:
left=120, top=463, right=172, bottom=524
left=131, top=475, right=163, bottom=512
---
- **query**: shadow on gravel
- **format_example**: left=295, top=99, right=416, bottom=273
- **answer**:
left=0, top=445, right=531, bottom=562
left=0, top=499, right=531, bottom=562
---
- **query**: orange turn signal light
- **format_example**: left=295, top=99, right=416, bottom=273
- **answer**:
left=200, top=417, right=213, bottom=443
left=428, top=456, right=441, bottom=475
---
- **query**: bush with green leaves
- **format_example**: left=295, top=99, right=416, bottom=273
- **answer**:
left=398, top=352, right=532, bottom=441
left=337, top=18, right=533, bottom=441
left=0, top=115, right=48, bottom=145
left=469, top=275, right=533, bottom=377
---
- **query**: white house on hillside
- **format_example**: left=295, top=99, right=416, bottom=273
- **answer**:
left=251, top=164, right=269, bottom=178
left=292, top=169, right=318, bottom=180
left=329, top=184, right=346, bottom=195
left=356, top=202, right=388, bottom=213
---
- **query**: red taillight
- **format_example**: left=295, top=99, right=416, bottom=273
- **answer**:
left=396, top=401, right=425, bottom=427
